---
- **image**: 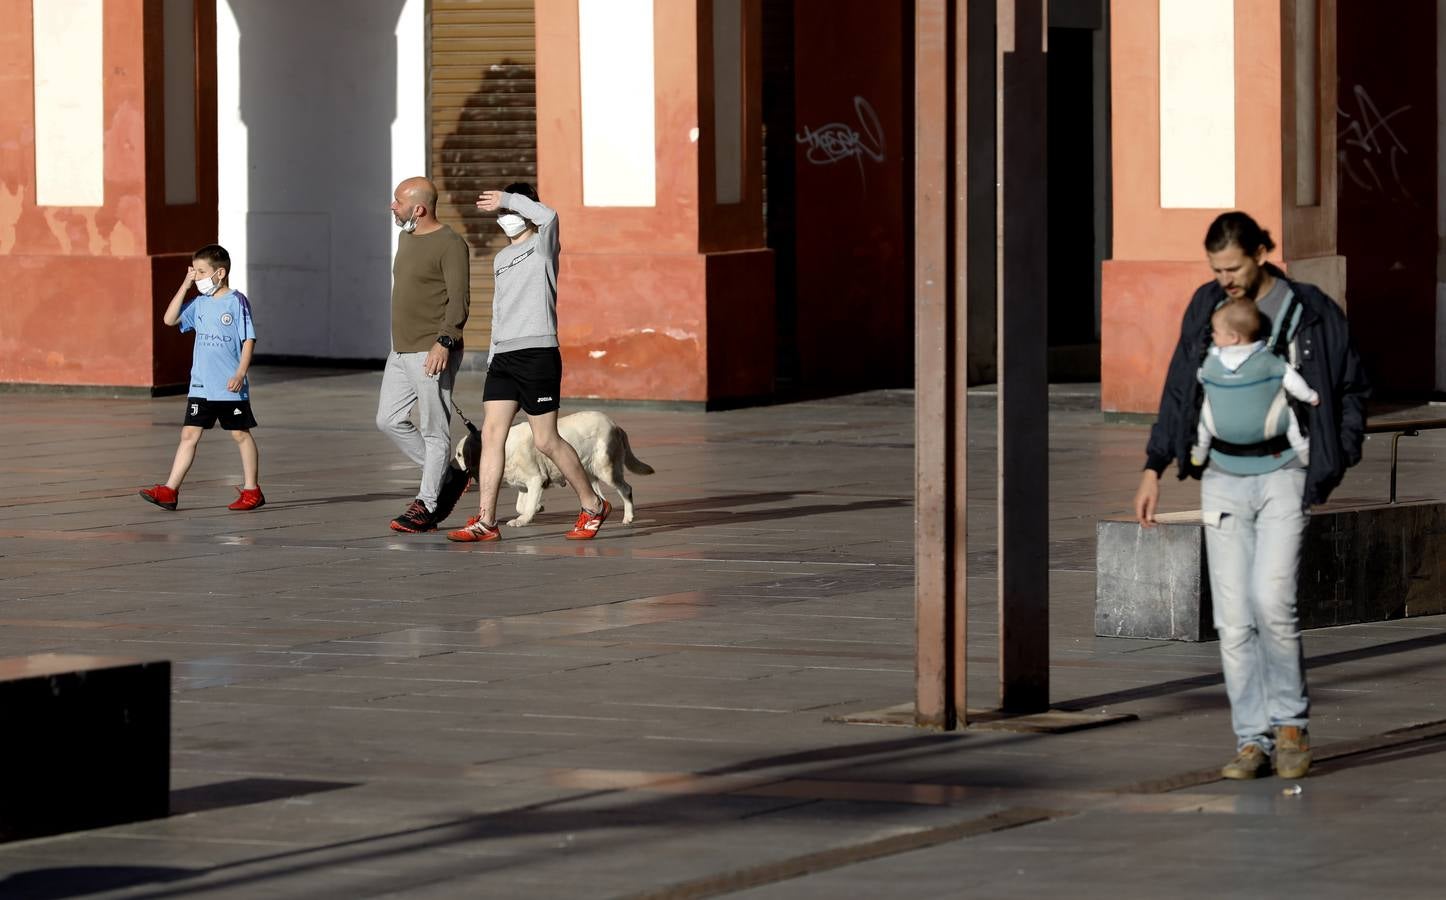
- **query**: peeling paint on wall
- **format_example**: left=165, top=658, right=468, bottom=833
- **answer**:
left=42, top=208, right=72, bottom=253
left=0, top=181, right=21, bottom=253
left=108, top=221, right=135, bottom=256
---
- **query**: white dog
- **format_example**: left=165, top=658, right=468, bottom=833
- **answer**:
left=453, top=411, right=654, bottom=526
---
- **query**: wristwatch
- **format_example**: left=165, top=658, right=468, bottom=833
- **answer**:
left=436, top=334, right=457, bottom=350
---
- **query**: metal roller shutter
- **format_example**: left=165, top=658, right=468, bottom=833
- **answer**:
left=429, top=0, right=537, bottom=360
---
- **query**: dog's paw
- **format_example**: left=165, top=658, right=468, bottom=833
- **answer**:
left=622, top=512, right=634, bottom=524
left=505, top=517, right=530, bottom=527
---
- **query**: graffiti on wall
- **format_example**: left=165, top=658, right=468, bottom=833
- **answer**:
left=1337, top=84, right=1414, bottom=204
left=796, top=96, right=886, bottom=183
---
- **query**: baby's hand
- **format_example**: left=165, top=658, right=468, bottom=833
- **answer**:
left=1311, top=395, right=1321, bottom=406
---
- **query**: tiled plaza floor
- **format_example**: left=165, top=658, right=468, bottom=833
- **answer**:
left=1, top=368, right=1445, bottom=898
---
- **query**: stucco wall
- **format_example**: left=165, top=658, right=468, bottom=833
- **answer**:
left=216, top=0, right=426, bottom=362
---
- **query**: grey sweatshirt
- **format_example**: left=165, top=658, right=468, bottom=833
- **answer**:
left=489, top=192, right=560, bottom=362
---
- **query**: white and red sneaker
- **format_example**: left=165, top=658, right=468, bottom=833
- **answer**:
left=447, top=515, right=501, bottom=543
left=564, top=498, right=611, bottom=540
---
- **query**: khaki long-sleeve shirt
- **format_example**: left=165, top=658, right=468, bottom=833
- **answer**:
left=390, top=225, right=470, bottom=352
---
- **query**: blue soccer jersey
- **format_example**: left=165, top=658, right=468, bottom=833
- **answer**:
left=178, top=289, right=257, bottom=400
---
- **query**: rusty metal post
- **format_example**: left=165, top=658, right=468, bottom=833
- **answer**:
left=914, top=0, right=968, bottom=729
left=996, top=0, right=1049, bottom=712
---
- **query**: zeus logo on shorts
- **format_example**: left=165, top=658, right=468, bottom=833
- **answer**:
left=190, top=403, right=199, bottom=416
left=537, top=396, right=554, bottom=403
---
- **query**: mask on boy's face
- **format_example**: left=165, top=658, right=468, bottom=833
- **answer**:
left=497, top=213, right=527, bottom=238
left=195, top=275, right=218, bottom=295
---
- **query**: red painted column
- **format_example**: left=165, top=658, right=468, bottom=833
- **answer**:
left=0, top=0, right=216, bottom=392
left=1100, top=1, right=1283, bottom=414
left=534, top=0, right=774, bottom=404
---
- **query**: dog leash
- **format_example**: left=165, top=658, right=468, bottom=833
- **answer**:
left=450, top=397, right=477, bottom=429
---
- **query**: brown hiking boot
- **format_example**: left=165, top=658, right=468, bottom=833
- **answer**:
left=1274, top=726, right=1312, bottom=779
left=1221, top=744, right=1271, bottom=780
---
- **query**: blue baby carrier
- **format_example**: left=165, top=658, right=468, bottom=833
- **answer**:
left=1198, top=291, right=1305, bottom=468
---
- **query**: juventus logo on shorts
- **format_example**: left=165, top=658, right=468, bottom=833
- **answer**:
left=190, top=404, right=199, bottom=416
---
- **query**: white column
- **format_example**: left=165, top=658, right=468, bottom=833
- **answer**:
left=578, top=0, right=657, bottom=207
left=1158, top=0, right=1235, bottom=209
left=33, top=0, right=105, bottom=207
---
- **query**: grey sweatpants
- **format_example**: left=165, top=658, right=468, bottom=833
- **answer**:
left=376, top=349, right=462, bottom=511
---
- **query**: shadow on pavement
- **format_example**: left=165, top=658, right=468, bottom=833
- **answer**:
left=169, top=776, right=358, bottom=816
left=1061, top=630, right=1446, bottom=711
left=0, top=866, right=197, bottom=900
left=0, top=734, right=972, bottom=898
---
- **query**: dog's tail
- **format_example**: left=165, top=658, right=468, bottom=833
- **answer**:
left=620, top=428, right=655, bottom=475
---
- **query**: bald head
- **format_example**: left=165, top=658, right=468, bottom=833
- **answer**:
left=396, top=177, right=437, bottom=214
left=391, top=177, right=441, bottom=234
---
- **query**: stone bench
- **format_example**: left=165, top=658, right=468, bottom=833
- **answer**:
left=1096, top=500, right=1446, bottom=641
left=0, top=654, right=170, bottom=842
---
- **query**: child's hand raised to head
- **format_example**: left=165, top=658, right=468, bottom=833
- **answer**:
left=183, top=266, right=197, bottom=287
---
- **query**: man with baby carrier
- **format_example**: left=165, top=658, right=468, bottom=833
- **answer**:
left=1132, top=211, right=1370, bottom=781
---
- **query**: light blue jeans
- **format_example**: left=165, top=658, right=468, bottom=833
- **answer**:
left=1200, top=466, right=1310, bottom=753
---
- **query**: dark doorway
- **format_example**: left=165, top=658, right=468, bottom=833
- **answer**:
left=760, top=0, right=914, bottom=398
left=1045, top=1, right=1110, bottom=382
left=1336, top=0, right=1438, bottom=396
left=761, top=0, right=799, bottom=387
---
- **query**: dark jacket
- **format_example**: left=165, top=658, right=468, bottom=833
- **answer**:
left=1144, top=264, right=1370, bottom=507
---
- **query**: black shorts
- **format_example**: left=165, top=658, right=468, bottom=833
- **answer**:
left=183, top=397, right=258, bottom=430
left=483, top=348, right=563, bottom=415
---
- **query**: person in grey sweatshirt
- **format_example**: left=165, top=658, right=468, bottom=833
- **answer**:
left=447, top=183, right=612, bottom=543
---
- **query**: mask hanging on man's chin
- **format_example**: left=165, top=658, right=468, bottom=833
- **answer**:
left=395, top=211, right=418, bottom=233
left=497, top=213, right=527, bottom=238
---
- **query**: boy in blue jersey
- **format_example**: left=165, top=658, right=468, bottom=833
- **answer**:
left=139, top=245, right=265, bottom=511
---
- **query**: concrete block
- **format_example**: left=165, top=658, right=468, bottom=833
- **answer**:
left=0, top=654, right=170, bottom=843
left=1096, top=500, right=1446, bottom=641
left=1096, top=511, right=1213, bottom=641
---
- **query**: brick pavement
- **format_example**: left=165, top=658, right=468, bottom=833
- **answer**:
left=1, top=368, right=1444, bottom=898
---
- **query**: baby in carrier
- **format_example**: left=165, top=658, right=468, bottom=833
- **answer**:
left=1191, top=299, right=1319, bottom=469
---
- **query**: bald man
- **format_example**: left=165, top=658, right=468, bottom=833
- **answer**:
left=377, top=177, right=471, bottom=533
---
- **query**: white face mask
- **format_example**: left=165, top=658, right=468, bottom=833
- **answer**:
left=195, top=276, right=218, bottom=295
left=497, top=213, right=527, bottom=238
left=394, top=207, right=419, bottom=233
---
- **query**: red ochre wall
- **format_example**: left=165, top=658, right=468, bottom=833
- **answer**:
left=1100, top=0, right=1283, bottom=414
left=536, top=0, right=775, bottom=404
left=0, top=0, right=216, bottom=391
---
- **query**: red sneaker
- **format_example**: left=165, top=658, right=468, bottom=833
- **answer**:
left=564, top=498, right=611, bottom=540
left=139, top=484, right=179, bottom=510
left=447, top=515, right=500, bottom=542
left=228, top=487, right=266, bottom=511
